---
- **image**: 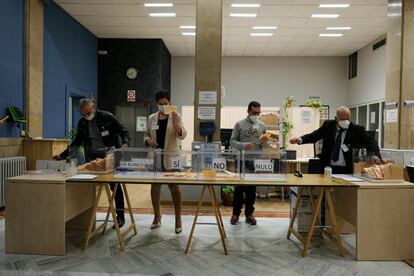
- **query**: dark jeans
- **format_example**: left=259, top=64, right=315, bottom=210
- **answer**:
left=87, top=151, right=124, bottom=219
left=232, top=185, right=256, bottom=217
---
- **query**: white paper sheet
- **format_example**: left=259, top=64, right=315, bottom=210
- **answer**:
left=198, top=107, right=216, bottom=120
left=386, top=108, right=398, bottom=123
left=332, top=174, right=363, bottom=182
left=68, top=174, right=97, bottom=180
left=199, top=91, right=217, bottom=104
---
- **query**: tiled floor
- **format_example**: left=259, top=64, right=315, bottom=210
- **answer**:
left=0, top=214, right=412, bottom=276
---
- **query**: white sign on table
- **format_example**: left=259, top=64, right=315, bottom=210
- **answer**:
left=199, top=91, right=217, bottom=105
left=198, top=107, right=216, bottom=120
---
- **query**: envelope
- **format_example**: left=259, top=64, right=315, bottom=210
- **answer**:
left=164, top=105, right=177, bottom=115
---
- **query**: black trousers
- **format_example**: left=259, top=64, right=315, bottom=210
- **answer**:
left=232, top=186, right=256, bottom=217
left=87, top=152, right=124, bottom=219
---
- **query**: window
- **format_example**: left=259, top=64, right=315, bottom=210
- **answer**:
left=348, top=52, right=358, bottom=79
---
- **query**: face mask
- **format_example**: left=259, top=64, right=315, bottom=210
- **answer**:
left=158, top=105, right=166, bottom=113
left=338, top=120, right=350, bottom=129
left=249, top=115, right=259, bottom=124
left=84, top=113, right=95, bottom=121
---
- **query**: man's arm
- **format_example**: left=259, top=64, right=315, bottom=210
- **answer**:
left=299, top=120, right=330, bottom=145
left=55, top=122, right=83, bottom=159
left=230, top=122, right=245, bottom=150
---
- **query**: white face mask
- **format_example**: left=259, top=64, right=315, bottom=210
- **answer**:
left=249, top=115, right=259, bottom=124
left=338, top=119, right=350, bottom=129
left=158, top=105, right=167, bottom=113
left=84, top=113, right=95, bottom=121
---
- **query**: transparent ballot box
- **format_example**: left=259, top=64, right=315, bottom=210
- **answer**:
left=113, top=148, right=156, bottom=179
left=353, top=148, right=405, bottom=183
left=241, top=150, right=287, bottom=181
left=156, top=150, right=199, bottom=180
left=198, top=149, right=241, bottom=181
left=77, top=147, right=114, bottom=173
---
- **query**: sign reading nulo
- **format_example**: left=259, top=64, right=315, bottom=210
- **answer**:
left=254, top=159, right=274, bottom=173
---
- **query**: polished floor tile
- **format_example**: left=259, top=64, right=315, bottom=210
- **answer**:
left=0, top=215, right=412, bottom=276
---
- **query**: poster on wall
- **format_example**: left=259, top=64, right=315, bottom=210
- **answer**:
left=136, top=116, right=147, bottom=132
left=198, top=107, right=216, bottom=120
left=301, top=109, right=312, bottom=124
left=385, top=108, right=398, bottom=123
left=127, top=90, right=136, bottom=102
left=199, top=91, right=217, bottom=105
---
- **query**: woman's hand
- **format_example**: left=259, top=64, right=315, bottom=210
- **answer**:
left=171, top=112, right=182, bottom=136
left=146, top=138, right=158, bottom=148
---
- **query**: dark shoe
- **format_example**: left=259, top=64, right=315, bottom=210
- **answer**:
left=230, top=215, right=239, bottom=225
left=113, top=217, right=125, bottom=229
left=245, top=215, right=257, bottom=225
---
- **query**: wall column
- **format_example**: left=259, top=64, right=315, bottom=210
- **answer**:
left=193, top=0, right=222, bottom=142
left=25, top=0, right=43, bottom=137
left=384, top=0, right=414, bottom=149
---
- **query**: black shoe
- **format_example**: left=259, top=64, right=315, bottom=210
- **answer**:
left=113, top=217, right=125, bottom=229
left=245, top=215, right=257, bottom=225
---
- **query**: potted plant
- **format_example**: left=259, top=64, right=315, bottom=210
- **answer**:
left=281, top=96, right=294, bottom=150
left=221, top=185, right=235, bottom=206
left=306, top=98, right=322, bottom=112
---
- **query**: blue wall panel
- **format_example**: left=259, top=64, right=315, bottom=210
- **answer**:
left=0, top=0, right=25, bottom=137
left=43, top=1, right=97, bottom=138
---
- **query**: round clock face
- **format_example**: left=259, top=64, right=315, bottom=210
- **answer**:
left=126, top=67, right=138, bottom=80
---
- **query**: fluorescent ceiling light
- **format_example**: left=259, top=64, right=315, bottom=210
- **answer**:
left=230, top=13, right=257, bottom=17
left=319, top=4, right=350, bottom=8
left=182, top=32, right=196, bottom=36
left=231, top=3, right=261, bottom=8
left=144, top=3, right=173, bottom=7
left=388, top=3, right=402, bottom=7
left=250, top=33, right=273, bottom=36
left=149, top=12, right=176, bottom=17
left=327, top=27, right=351, bottom=30
left=311, top=14, right=340, bottom=18
left=180, top=25, right=196, bottom=29
left=253, top=26, right=277, bottom=30
left=319, top=33, right=343, bottom=37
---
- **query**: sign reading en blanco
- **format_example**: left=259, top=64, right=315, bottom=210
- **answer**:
left=254, top=159, right=274, bottom=173
left=213, top=158, right=226, bottom=171
left=120, top=159, right=152, bottom=169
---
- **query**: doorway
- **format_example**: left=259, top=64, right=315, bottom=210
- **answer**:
left=115, top=104, right=150, bottom=147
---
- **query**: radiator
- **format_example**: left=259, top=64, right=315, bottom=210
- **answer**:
left=0, top=156, right=26, bottom=207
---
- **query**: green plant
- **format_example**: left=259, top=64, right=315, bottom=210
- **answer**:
left=66, top=128, right=84, bottom=154
left=306, top=99, right=322, bottom=112
left=281, top=96, right=295, bottom=149
left=66, top=128, right=78, bottom=144
left=222, top=185, right=235, bottom=196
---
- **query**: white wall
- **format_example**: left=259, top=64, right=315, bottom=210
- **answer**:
left=171, top=56, right=348, bottom=119
left=348, top=38, right=386, bottom=106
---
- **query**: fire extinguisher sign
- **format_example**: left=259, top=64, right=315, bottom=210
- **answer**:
left=127, top=90, right=136, bottom=102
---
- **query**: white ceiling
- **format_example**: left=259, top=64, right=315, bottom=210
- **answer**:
left=54, top=0, right=388, bottom=57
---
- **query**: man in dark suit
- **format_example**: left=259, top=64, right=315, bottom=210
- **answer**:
left=54, top=98, right=129, bottom=228
left=290, top=106, right=380, bottom=174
